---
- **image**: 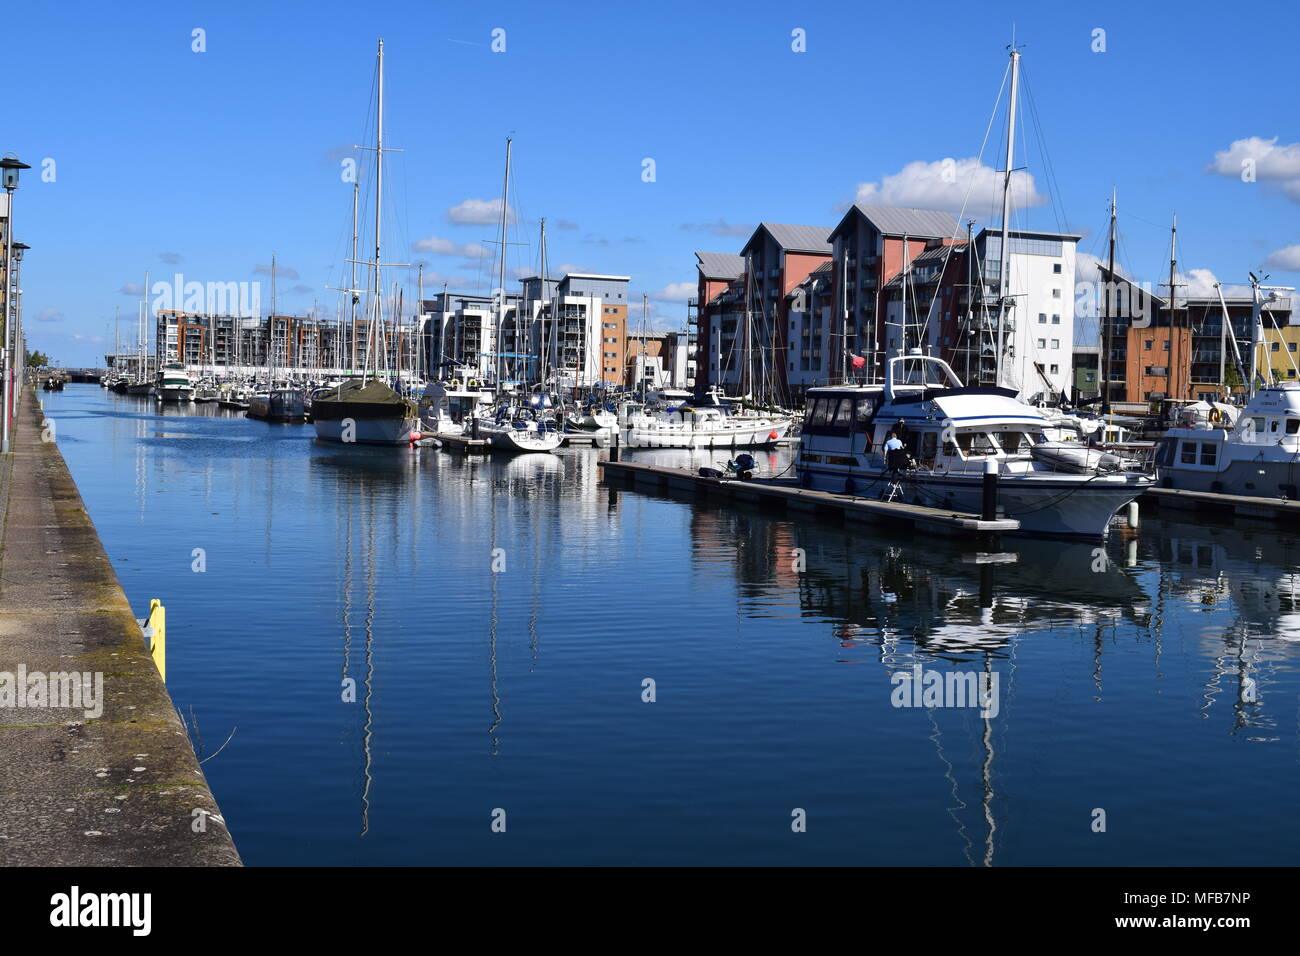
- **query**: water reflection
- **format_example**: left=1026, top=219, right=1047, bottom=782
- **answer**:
left=44, top=387, right=1300, bottom=865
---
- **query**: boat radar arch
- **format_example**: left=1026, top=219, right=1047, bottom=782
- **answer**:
left=883, top=353, right=964, bottom=401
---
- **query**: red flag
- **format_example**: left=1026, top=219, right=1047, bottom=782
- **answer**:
left=850, top=353, right=866, bottom=369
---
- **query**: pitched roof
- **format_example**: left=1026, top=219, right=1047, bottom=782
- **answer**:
left=839, top=204, right=960, bottom=240
left=695, top=251, right=746, bottom=280
left=746, top=223, right=833, bottom=255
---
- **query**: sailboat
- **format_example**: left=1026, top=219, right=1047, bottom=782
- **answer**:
left=248, top=254, right=308, bottom=422
left=469, top=138, right=563, bottom=453
left=312, top=39, right=419, bottom=446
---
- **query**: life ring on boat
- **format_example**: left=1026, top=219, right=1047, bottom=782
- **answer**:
left=1208, top=406, right=1222, bottom=423
left=450, top=378, right=461, bottom=390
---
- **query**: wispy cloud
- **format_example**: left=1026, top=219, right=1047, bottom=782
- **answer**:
left=36, top=308, right=64, bottom=322
left=413, top=235, right=492, bottom=258
left=158, top=252, right=183, bottom=265
left=253, top=263, right=301, bottom=279
left=680, top=219, right=753, bottom=237
left=1264, top=244, right=1300, bottom=271
left=446, top=198, right=515, bottom=226
left=650, top=281, right=695, bottom=302
left=119, top=283, right=145, bottom=296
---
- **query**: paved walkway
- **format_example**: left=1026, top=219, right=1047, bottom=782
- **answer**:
left=0, top=387, right=240, bottom=865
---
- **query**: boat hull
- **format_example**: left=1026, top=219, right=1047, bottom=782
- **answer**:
left=313, top=415, right=418, bottom=445
left=620, top=418, right=789, bottom=449
left=799, top=465, right=1149, bottom=539
left=1158, top=459, right=1300, bottom=497
left=476, top=421, right=562, bottom=453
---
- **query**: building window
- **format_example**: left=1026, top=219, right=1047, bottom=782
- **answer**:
left=1053, top=263, right=1062, bottom=274
left=1144, top=340, right=1152, bottom=351
left=1052, top=314, right=1060, bottom=324
left=1038, top=313, right=1047, bottom=323
left=1036, top=338, right=1046, bottom=348
left=1051, top=288, right=1060, bottom=298
left=1050, top=364, right=1059, bottom=374
left=1163, top=341, right=1170, bottom=351
left=1050, top=339, right=1060, bottom=349
left=1272, top=342, right=1281, bottom=352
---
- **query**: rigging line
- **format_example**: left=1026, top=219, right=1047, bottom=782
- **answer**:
left=915, top=61, right=1011, bottom=348
left=1019, top=67, right=1069, bottom=235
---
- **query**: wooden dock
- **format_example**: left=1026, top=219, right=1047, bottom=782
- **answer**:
left=598, top=460, right=1019, bottom=537
left=561, top=432, right=606, bottom=447
left=1141, top=486, right=1300, bottom=521
left=428, top=431, right=492, bottom=453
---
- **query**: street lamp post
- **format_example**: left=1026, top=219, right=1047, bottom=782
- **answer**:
left=13, top=242, right=28, bottom=389
left=1, top=154, right=31, bottom=454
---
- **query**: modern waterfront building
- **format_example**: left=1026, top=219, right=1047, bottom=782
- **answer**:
left=154, top=309, right=418, bottom=378
left=1097, top=266, right=1296, bottom=401
left=422, top=272, right=630, bottom=388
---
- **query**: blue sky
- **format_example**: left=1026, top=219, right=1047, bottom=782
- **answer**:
left=10, top=0, right=1300, bottom=365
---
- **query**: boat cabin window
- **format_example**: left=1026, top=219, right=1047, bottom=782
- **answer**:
left=956, top=432, right=996, bottom=456
left=918, top=431, right=938, bottom=462
left=832, top=399, right=854, bottom=428
left=1271, top=419, right=1280, bottom=433
left=1252, top=417, right=1265, bottom=436
left=1201, top=443, right=1217, bottom=466
left=996, top=431, right=1027, bottom=454
left=1180, top=441, right=1197, bottom=464
left=806, top=398, right=832, bottom=428
left=1288, top=419, right=1300, bottom=435
left=854, top=397, right=877, bottom=427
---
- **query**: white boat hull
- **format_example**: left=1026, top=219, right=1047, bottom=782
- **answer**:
left=476, top=420, right=562, bottom=453
left=800, top=465, right=1148, bottom=538
left=620, top=417, right=790, bottom=449
left=313, top=416, right=418, bottom=445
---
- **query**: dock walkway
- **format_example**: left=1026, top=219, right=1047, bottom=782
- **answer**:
left=0, top=388, right=240, bottom=865
left=599, top=459, right=1019, bottom=536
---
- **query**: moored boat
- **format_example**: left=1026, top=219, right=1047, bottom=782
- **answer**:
left=312, top=379, right=419, bottom=444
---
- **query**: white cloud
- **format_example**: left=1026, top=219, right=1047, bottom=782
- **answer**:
left=853, top=156, right=1045, bottom=215
left=413, top=236, right=492, bottom=258
left=1263, top=244, right=1300, bottom=271
left=1178, top=268, right=1252, bottom=299
left=36, top=308, right=64, bottom=322
left=446, top=198, right=515, bottom=225
left=1208, top=136, right=1300, bottom=200
left=651, top=282, right=695, bottom=302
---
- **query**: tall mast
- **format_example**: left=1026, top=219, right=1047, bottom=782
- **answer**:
left=1102, top=189, right=1116, bottom=408
left=416, top=262, right=424, bottom=381
left=269, top=252, right=277, bottom=382
left=964, top=219, right=973, bottom=384
left=996, top=46, right=1021, bottom=390
left=369, top=38, right=385, bottom=384
left=841, top=248, right=849, bottom=384
left=495, top=137, right=512, bottom=391
left=640, top=293, right=649, bottom=402
left=1167, top=215, right=1179, bottom=400
left=350, top=180, right=359, bottom=374
left=538, top=218, right=548, bottom=388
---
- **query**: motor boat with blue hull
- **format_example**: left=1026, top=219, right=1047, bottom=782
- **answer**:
left=794, top=355, right=1153, bottom=539
left=247, top=387, right=308, bottom=423
left=1155, top=383, right=1300, bottom=497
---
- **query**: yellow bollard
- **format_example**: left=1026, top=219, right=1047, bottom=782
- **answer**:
left=147, top=599, right=166, bottom=683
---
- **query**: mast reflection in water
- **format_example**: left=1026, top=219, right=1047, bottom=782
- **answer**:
left=44, top=386, right=1300, bottom=866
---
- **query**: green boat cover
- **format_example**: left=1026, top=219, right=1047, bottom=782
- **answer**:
left=312, top=379, right=416, bottom=421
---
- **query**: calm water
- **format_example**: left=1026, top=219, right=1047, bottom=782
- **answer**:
left=43, top=384, right=1300, bottom=865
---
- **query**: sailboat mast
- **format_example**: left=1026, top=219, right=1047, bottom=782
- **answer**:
left=538, top=217, right=548, bottom=388
left=1167, top=214, right=1180, bottom=400
left=996, top=46, right=1021, bottom=390
left=416, top=263, right=424, bottom=381
left=495, top=137, right=512, bottom=390
left=1103, top=189, right=1116, bottom=407
left=350, top=181, right=359, bottom=374
left=269, top=252, right=277, bottom=382
left=369, top=38, right=385, bottom=384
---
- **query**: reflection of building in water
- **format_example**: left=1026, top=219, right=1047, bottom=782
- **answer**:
left=1152, top=518, right=1300, bottom=740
